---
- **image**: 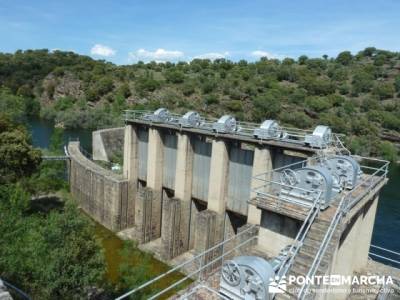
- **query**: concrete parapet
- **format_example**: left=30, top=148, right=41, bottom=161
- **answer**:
left=68, top=141, right=128, bottom=231
left=92, top=127, right=124, bottom=161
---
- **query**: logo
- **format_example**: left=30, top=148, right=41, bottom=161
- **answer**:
left=269, top=276, right=287, bottom=294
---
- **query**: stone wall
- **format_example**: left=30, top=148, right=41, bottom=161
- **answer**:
left=68, top=141, right=132, bottom=231
left=92, top=127, right=124, bottom=161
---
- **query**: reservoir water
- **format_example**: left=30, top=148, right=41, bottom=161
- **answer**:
left=28, top=118, right=400, bottom=271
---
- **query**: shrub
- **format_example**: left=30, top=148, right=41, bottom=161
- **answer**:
left=225, top=100, right=243, bottom=112
left=305, top=96, right=331, bottom=112
left=164, top=70, right=185, bottom=83
left=379, top=141, right=398, bottom=162
left=204, top=94, right=219, bottom=105
left=372, top=82, right=395, bottom=100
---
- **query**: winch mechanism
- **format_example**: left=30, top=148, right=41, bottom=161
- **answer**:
left=321, top=155, right=362, bottom=189
left=278, top=166, right=341, bottom=209
left=253, top=120, right=282, bottom=139
left=305, top=125, right=332, bottom=148
left=179, top=111, right=201, bottom=128
left=212, top=115, right=237, bottom=133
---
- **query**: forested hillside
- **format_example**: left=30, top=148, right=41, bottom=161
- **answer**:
left=0, top=48, right=399, bottom=160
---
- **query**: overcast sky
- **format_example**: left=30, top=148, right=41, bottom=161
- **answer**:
left=1, top=0, right=399, bottom=64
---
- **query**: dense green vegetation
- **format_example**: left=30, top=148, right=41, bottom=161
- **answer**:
left=0, top=48, right=399, bottom=161
left=0, top=113, right=106, bottom=299
left=0, top=106, right=168, bottom=299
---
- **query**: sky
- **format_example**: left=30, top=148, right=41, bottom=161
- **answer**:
left=1, top=0, right=399, bottom=65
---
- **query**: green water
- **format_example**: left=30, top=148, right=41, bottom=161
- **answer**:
left=93, top=221, right=189, bottom=298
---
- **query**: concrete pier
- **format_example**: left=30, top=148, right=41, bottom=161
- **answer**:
left=248, top=146, right=273, bottom=225
left=122, top=124, right=137, bottom=227
left=136, top=127, right=164, bottom=243
left=207, top=139, right=229, bottom=215
left=161, top=133, right=193, bottom=259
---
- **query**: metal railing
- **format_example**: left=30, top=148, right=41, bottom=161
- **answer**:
left=177, top=283, right=232, bottom=299
left=252, top=156, right=323, bottom=208
left=41, top=155, right=69, bottom=161
left=332, top=133, right=351, bottom=155
left=123, top=109, right=345, bottom=149
left=298, top=156, right=390, bottom=299
left=270, top=197, right=322, bottom=299
left=369, top=244, right=400, bottom=267
left=115, top=225, right=258, bottom=300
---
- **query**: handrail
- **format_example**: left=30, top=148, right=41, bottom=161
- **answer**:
left=251, top=156, right=324, bottom=209
left=298, top=195, right=347, bottom=298
left=147, top=236, right=257, bottom=300
left=115, top=224, right=258, bottom=300
left=271, top=194, right=322, bottom=299
left=369, top=253, right=400, bottom=265
left=298, top=157, right=389, bottom=298
left=371, top=245, right=400, bottom=256
left=369, top=244, right=400, bottom=266
left=123, top=109, right=344, bottom=149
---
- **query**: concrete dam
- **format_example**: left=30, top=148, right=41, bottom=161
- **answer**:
left=67, top=109, right=397, bottom=299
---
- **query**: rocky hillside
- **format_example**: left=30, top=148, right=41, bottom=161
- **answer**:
left=0, top=48, right=399, bottom=160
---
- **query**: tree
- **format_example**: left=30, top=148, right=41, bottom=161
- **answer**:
left=0, top=189, right=106, bottom=299
left=117, top=83, right=131, bottom=98
left=0, top=115, right=42, bottom=184
left=164, top=69, right=185, bottom=84
left=336, top=51, right=353, bottom=65
left=352, top=71, right=374, bottom=94
left=305, top=96, right=331, bottom=112
left=135, top=76, right=161, bottom=96
left=362, top=47, right=377, bottom=57
left=394, top=75, right=400, bottom=93
left=379, top=141, right=398, bottom=162
left=0, top=88, right=26, bottom=122
left=298, top=55, right=308, bottom=65
left=252, top=90, right=281, bottom=120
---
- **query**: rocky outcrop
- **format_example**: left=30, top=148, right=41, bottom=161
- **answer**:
left=41, top=71, right=84, bottom=102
